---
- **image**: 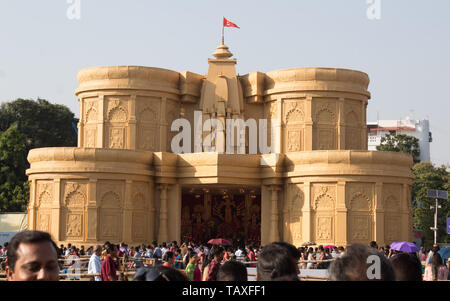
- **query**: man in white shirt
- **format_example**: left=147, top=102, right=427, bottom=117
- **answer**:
left=235, top=247, right=243, bottom=258
left=88, top=245, right=102, bottom=281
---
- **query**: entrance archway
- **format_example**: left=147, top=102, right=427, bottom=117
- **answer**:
left=180, top=186, right=261, bottom=246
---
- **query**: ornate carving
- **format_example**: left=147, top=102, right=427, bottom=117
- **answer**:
left=350, top=192, right=372, bottom=211
left=85, top=102, right=98, bottom=123
left=101, top=215, right=119, bottom=238
left=386, top=216, right=400, bottom=242
left=318, top=129, right=335, bottom=150
left=37, top=183, right=53, bottom=207
left=101, top=191, right=121, bottom=209
left=316, top=217, right=332, bottom=240
left=139, top=126, right=156, bottom=150
left=132, top=182, right=148, bottom=209
left=345, top=110, right=359, bottom=126
left=107, top=99, right=128, bottom=122
left=287, top=130, right=302, bottom=152
left=384, top=184, right=402, bottom=211
left=285, top=102, right=305, bottom=124
left=139, top=107, right=158, bottom=123
left=85, top=128, right=96, bottom=148
left=312, top=185, right=335, bottom=210
left=268, top=102, right=277, bottom=119
left=66, top=214, right=82, bottom=237
left=351, top=216, right=369, bottom=240
left=290, top=185, right=304, bottom=222
left=64, top=183, right=86, bottom=208
left=315, top=105, right=336, bottom=124
left=109, top=127, right=124, bottom=149
left=38, top=214, right=50, bottom=232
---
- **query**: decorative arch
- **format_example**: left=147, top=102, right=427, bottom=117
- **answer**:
left=349, top=192, right=372, bottom=211
left=316, top=107, right=335, bottom=123
left=139, top=107, right=158, bottom=123
left=101, top=191, right=122, bottom=209
left=346, top=110, right=359, bottom=126
left=108, top=107, right=128, bottom=122
left=286, top=108, right=305, bottom=124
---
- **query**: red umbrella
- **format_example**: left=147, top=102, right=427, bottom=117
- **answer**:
left=324, top=245, right=335, bottom=250
left=208, top=238, right=232, bottom=246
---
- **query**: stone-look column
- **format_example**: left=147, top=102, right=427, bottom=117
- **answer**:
left=97, top=94, right=105, bottom=148
left=361, top=100, right=368, bottom=150
left=122, top=180, right=133, bottom=243
left=273, top=98, right=282, bottom=154
left=337, top=98, right=345, bottom=150
left=157, top=184, right=169, bottom=243
left=160, top=97, right=167, bottom=152
left=302, top=182, right=312, bottom=243
left=282, top=183, right=290, bottom=242
left=28, top=179, right=37, bottom=230
left=148, top=182, right=155, bottom=242
left=51, top=179, right=61, bottom=241
left=204, top=191, right=211, bottom=221
left=335, top=181, right=347, bottom=246
left=86, top=179, right=99, bottom=242
left=401, top=184, right=410, bottom=242
left=304, top=97, right=313, bottom=150
left=168, top=184, right=182, bottom=243
left=128, top=94, right=137, bottom=150
left=269, top=185, right=280, bottom=243
left=78, top=98, right=84, bottom=147
left=374, top=182, right=385, bottom=246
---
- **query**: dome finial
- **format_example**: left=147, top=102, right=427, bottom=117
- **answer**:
left=213, top=44, right=233, bottom=59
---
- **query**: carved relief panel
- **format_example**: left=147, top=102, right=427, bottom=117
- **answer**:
left=105, top=96, right=129, bottom=150
left=137, top=96, right=160, bottom=151
left=312, top=184, right=336, bottom=243
left=347, top=183, right=374, bottom=243
left=98, top=181, right=124, bottom=241
left=37, top=212, right=51, bottom=233
left=36, top=181, right=53, bottom=208
left=289, top=184, right=304, bottom=245
left=62, top=182, right=87, bottom=241
left=132, top=212, right=146, bottom=242
left=108, top=127, right=125, bottom=149
left=84, top=99, right=98, bottom=124
left=84, top=127, right=97, bottom=148
left=166, top=101, right=180, bottom=151
left=313, top=99, right=337, bottom=150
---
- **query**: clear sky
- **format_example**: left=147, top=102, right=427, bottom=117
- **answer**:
left=0, top=0, right=449, bottom=165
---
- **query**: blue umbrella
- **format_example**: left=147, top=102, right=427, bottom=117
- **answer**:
left=390, top=242, right=419, bottom=253
left=438, top=247, right=450, bottom=264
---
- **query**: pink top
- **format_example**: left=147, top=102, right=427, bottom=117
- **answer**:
left=423, top=265, right=449, bottom=281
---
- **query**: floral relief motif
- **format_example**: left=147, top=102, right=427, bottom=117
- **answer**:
left=107, top=99, right=128, bottom=122
left=109, top=128, right=124, bottom=149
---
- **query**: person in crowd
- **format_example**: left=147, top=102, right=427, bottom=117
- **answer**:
left=217, top=260, right=248, bottom=281
left=79, top=246, right=85, bottom=256
left=329, top=243, right=395, bottom=281
left=102, top=241, right=111, bottom=259
left=174, top=248, right=183, bottom=269
left=256, top=243, right=298, bottom=281
left=369, top=241, right=378, bottom=250
left=6, top=230, right=60, bottom=281
left=88, top=245, right=103, bottom=281
left=206, top=246, right=225, bottom=281
left=162, top=251, right=175, bottom=268
left=64, top=243, right=72, bottom=256
left=306, top=247, right=315, bottom=269
left=133, top=246, right=143, bottom=269
left=133, top=265, right=188, bottom=281
left=161, top=243, right=169, bottom=257
left=246, top=245, right=256, bottom=268
left=153, top=243, right=162, bottom=259
left=424, top=252, right=449, bottom=281
left=86, top=246, right=94, bottom=256
left=425, top=245, right=440, bottom=265
left=389, top=253, right=423, bottom=281
left=101, top=244, right=118, bottom=281
left=144, top=245, right=153, bottom=258
left=235, top=246, right=244, bottom=258
left=185, top=251, right=202, bottom=281
left=273, top=242, right=301, bottom=275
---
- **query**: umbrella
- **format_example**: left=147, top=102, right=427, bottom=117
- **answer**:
left=324, top=245, right=335, bottom=250
left=208, top=238, right=232, bottom=246
left=438, top=247, right=450, bottom=264
left=390, top=242, right=419, bottom=253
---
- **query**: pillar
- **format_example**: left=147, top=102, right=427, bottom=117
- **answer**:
left=269, top=185, right=280, bottom=242
left=302, top=182, right=312, bottom=243
left=122, top=180, right=133, bottom=243
left=51, top=179, right=61, bottom=241
left=335, top=181, right=347, bottom=246
left=304, top=97, right=313, bottom=150
left=97, top=94, right=105, bottom=148
left=282, top=183, right=290, bottom=242
left=86, top=179, right=99, bottom=242
left=337, top=98, right=345, bottom=150
left=374, top=182, right=385, bottom=246
left=158, top=184, right=169, bottom=243
left=28, top=179, right=37, bottom=230
left=160, top=97, right=167, bottom=152
left=128, top=94, right=137, bottom=150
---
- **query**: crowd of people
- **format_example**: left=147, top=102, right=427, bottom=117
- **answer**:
left=1, top=231, right=449, bottom=281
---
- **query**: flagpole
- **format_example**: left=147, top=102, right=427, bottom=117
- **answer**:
left=222, top=24, right=225, bottom=45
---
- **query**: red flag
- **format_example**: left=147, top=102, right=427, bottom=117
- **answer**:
left=223, top=17, right=240, bottom=29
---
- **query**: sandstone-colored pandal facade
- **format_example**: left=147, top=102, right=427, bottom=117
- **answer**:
left=27, top=44, right=414, bottom=247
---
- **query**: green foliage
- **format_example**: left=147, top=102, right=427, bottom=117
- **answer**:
left=0, top=98, right=78, bottom=212
left=412, top=162, right=449, bottom=246
left=0, top=125, right=29, bottom=212
left=376, top=134, right=421, bottom=163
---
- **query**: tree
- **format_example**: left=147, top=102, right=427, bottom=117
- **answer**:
left=0, top=98, right=78, bottom=212
left=377, top=134, right=421, bottom=163
left=0, top=125, right=29, bottom=212
left=412, top=162, right=449, bottom=246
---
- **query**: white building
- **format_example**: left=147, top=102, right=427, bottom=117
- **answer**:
left=368, top=118, right=432, bottom=162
